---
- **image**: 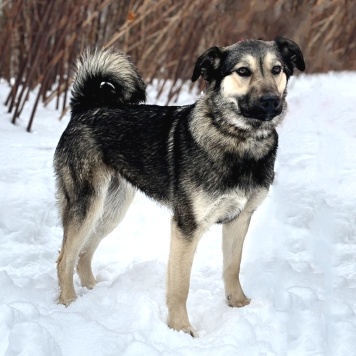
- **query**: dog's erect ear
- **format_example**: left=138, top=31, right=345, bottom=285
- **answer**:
left=275, top=37, right=305, bottom=75
left=191, top=46, right=223, bottom=82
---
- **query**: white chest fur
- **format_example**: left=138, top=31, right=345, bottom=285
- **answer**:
left=192, top=189, right=249, bottom=227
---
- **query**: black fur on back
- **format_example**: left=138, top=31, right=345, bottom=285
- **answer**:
left=55, top=40, right=305, bottom=237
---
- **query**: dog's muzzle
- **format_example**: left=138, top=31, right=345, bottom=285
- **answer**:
left=259, top=94, right=279, bottom=113
left=239, top=93, right=283, bottom=121
left=256, top=94, right=281, bottom=121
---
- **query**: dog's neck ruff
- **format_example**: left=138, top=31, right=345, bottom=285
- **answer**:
left=189, top=96, right=278, bottom=160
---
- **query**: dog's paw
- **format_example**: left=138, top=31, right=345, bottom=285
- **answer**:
left=168, top=322, right=199, bottom=337
left=183, top=326, right=199, bottom=338
left=83, top=282, right=96, bottom=290
left=77, top=264, right=97, bottom=290
left=80, top=277, right=97, bottom=290
left=226, top=294, right=251, bottom=308
left=58, top=293, right=77, bottom=307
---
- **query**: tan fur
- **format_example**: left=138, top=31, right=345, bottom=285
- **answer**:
left=222, top=53, right=287, bottom=103
left=263, top=52, right=287, bottom=95
left=166, top=219, right=202, bottom=337
left=57, top=193, right=107, bottom=305
left=222, top=189, right=268, bottom=307
left=77, top=179, right=136, bottom=289
left=222, top=55, right=258, bottom=98
left=57, top=173, right=135, bottom=305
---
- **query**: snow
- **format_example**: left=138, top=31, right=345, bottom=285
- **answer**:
left=1, top=72, right=356, bottom=355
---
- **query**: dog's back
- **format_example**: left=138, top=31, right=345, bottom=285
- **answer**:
left=56, top=49, right=170, bottom=205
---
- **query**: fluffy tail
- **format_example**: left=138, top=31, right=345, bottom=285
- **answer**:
left=70, top=48, right=146, bottom=113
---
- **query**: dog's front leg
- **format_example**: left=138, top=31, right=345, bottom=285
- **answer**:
left=222, top=189, right=268, bottom=307
left=167, top=218, right=201, bottom=337
left=222, top=212, right=252, bottom=308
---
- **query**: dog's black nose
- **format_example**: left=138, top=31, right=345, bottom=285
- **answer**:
left=259, top=94, right=280, bottom=114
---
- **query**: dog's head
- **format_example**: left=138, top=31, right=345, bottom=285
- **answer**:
left=192, top=38, right=305, bottom=128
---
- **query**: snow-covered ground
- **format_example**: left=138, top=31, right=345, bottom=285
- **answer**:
left=0, top=73, right=355, bottom=356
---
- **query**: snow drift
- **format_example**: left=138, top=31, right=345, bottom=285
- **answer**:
left=0, top=73, right=355, bottom=355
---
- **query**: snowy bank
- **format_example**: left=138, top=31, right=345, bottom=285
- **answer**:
left=0, top=72, right=355, bottom=355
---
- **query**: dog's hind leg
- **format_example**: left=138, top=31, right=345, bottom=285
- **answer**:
left=222, top=189, right=268, bottom=307
left=76, top=177, right=136, bottom=289
left=167, top=218, right=202, bottom=337
left=57, top=171, right=110, bottom=306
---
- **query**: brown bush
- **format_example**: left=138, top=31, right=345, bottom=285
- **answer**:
left=0, top=0, right=354, bottom=131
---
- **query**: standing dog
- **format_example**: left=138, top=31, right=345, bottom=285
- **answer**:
left=54, top=38, right=305, bottom=336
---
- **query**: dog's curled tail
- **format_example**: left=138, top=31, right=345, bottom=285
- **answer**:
left=70, top=48, right=146, bottom=113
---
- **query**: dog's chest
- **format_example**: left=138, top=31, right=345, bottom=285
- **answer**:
left=192, top=189, right=249, bottom=226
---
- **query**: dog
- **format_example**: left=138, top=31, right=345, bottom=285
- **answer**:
left=54, top=38, right=305, bottom=337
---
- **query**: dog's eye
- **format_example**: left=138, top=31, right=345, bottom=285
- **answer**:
left=272, top=66, right=282, bottom=75
left=235, top=67, right=251, bottom=77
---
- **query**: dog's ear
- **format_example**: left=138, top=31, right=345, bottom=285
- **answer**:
left=275, top=37, right=305, bottom=75
left=191, top=46, right=223, bottom=82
